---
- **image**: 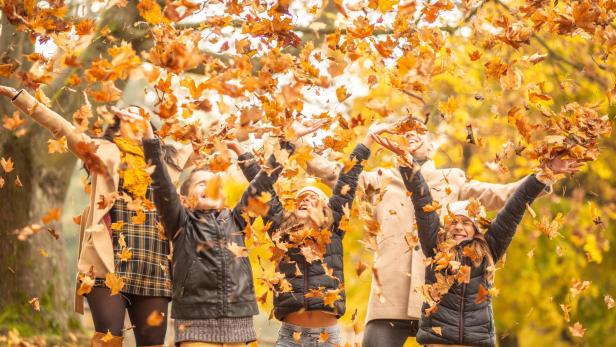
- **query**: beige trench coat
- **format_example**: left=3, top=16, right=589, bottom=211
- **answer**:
left=12, top=91, right=193, bottom=314
left=305, top=153, right=548, bottom=322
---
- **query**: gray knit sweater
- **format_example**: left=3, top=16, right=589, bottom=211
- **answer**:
left=174, top=317, right=256, bottom=343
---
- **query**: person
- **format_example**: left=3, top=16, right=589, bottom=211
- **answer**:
left=0, top=85, right=192, bottom=347
left=143, top=118, right=324, bottom=346
left=256, top=128, right=375, bottom=347
left=376, top=133, right=582, bottom=347
left=296, top=119, right=551, bottom=346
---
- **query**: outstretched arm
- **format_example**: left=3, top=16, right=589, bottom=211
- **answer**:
left=327, top=135, right=372, bottom=234
left=142, top=123, right=186, bottom=241
left=232, top=141, right=296, bottom=233
left=486, top=155, right=584, bottom=261
left=0, top=86, right=94, bottom=159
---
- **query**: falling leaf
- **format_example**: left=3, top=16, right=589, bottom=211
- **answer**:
left=569, top=322, right=585, bottom=338
left=422, top=201, right=442, bottom=212
left=2, top=111, right=26, bottom=132
left=476, top=283, right=489, bottom=304
left=38, top=248, right=49, bottom=257
left=28, top=297, right=40, bottom=311
left=119, top=247, right=132, bottom=261
left=101, top=331, right=114, bottom=342
left=432, top=326, right=443, bottom=336
left=47, top=136, right=68, bottom=154
left=356, top=261, right=367, bottom=276
left=1, top=157, right=15, bottom=173
left=293, top=331, right=301, bottom=342
left=605, top=295, right=614, bottom=309
left=318, top=331, right=330, bottom=343
left=15, top=175, right=22, bottom=187
left=227, top=242, right=248, bottom=257
left=104, top=273, right=125, bottom=295
left=561, top=303, right=571, bottom=322
left=42, top=208, right=62, bottom=224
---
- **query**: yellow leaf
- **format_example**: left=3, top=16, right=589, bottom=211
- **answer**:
left=48, top=136, right=68, bottom=154
left=1, top=157, right=15, bottom=173
left=104, top=273, right=125, bottom=295
left=336, top=86, right=350, bottom=102
left=100, top=331, right=114, bottom=342
left=119, top=247, right=132, bottom=261
left=28, top=297, right=40, bottom=311
left=42, top=207, right=62, bottom=224
left=319, top=331, right=330, bottom=343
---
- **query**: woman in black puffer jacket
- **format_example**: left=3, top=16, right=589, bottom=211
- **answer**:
left=376, top=135, right=582, bottom=347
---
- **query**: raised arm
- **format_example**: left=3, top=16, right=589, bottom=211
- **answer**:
left=399, top=165, right=440, bottom=258
left=142, top=124, right=186, bottom=240
left=485, top=155, right=584, bottom=261
left=232, top=141, right=295, bottom=233
left=327, top=142, right=371, bottom=234
left=0, top=86, right=93, bottom=159
left=459, top=175, right=552, bottom=211
left=484, top=175, right=545, bottom=261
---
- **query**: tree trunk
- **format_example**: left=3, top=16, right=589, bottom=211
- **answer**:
left=0, top=2, right=144, bottom=336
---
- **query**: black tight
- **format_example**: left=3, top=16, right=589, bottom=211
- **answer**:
left=86, top=287, right=170, bottom=346
left=362, top=319, right=420, bottom=347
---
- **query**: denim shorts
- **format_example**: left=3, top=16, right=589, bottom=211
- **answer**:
left=275, top=322, right=342, bottom=347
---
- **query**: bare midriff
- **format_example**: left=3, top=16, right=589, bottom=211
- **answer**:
left=283, top=310, right=338, bottom=327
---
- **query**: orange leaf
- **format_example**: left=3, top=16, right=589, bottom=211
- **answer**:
left=475, top=283, right=489, bottom=304
left=1, top=157, right=15, bottom=173
left=48, top=136, right=68, bottom=154
left=104, top=273, right=125, bottom=295
left=42, top=208, right=62, bottom=224
left=146, top=310, right=165, bottom=326
left=422, top=201, right=442, bottom=212
left=2, top=111, right=26, bottom=131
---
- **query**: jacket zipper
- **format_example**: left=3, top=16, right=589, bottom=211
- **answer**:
left=217, top=214, right=227, bottom=316
left=303, top=259, right=308, bottom=309
left=459, top=255, right=466, bottom=344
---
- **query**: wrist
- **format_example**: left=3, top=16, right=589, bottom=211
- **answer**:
left=362, top=134, right=374, bottom=147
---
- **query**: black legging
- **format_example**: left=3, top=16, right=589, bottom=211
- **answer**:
left=86, top=287, right=169, bottom=346
left=362, top=319, right=420, bottom=347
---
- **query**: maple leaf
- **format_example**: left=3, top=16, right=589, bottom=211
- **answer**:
left=101, top=331, right=114, bottom=342
left=422, top=201, right=442, bottom=213
left=104, top=273, right=125, bottom=295
left=1, top=157, right=15, bottom=174
left=77, top=273, right=95, bottom=296
left=41, top=207, right=62, bottom=224
left=118, top=247, right=132, bottom=261
left=2, top=111, right=26, bottom=131
left=475, top=283, right=489, bottom=304
left=90, top=81, right=122, bottom=103
left=293, top=331, right=301, bottom=342
left=432, top=326, right=443, bottom=336
left=323, top=288, right=342, bottom=308
left=561, top=303, right=571, bottom=322
left=48, top=136, right=68, bottom=154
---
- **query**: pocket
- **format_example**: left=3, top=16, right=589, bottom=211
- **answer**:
left=181, top=258, right=219, bottom=303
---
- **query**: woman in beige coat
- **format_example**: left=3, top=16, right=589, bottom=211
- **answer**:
left=0, top=86, right=192, bottom=347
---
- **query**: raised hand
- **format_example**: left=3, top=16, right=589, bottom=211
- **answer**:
left=362, top=122, right=395, bottom=147
left=545, top=154, right=584, bottom=175
left=290, top=118, right=329, bottom=141
left=222, top=139, right=244, bottom=156
left=372, top=134, right=414, bottom=167
left=0, top=85, right=18, bottom=98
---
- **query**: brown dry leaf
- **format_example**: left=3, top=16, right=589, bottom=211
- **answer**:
left=318, top=331, right=330, bottom=343
left=146, top=310, right=165, bottom=326
left=101, top=331, right=114, bottom=342
left=469, top=50, right=482, bottom=61
left=570, top=280, right=591, bottom=298
left=355, top=261, right=367, bottom=276
left=432, top=326, right=443, bottom=336
left=293, top=331, right=301, bottom=342
left=569, top=322, right=585, bottom=338
left=28, top=297, right=40, bottom=311
left=77, top=273, right=95, bottom=296
left=38, top=248, right=49, bottom=257
left=42, top=208, right=62, bottom=224
left=15, top=175, right=23, bottom=187
left=227, top=242, right=248, bottom=257
left=1, top=157, right=15, bottom=173
left=90, top=81, right=122, bottom=103
left=48, top=136, right=68, bottom=154
left=0, top=177, right=4, bottom=189
left=104, top=273, right=125, bottom=295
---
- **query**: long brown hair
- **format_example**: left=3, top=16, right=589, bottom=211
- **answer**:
left=277, top=200, right=334, bottom=235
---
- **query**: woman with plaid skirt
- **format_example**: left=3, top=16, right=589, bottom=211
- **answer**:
left=0, top=85, right=193, bottom=347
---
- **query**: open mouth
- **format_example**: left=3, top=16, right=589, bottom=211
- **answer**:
left=298, top=205, right=308, bottom=211
left=453, top=233, right=467, bottom=239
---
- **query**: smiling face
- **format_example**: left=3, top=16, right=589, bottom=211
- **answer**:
left=404, top=130, right=432, bottom=160
left=296, top=191, right=321, bottom=219
left=445, top=215, right=477, bottom=244
left=185, top=170, right=225, bottom=210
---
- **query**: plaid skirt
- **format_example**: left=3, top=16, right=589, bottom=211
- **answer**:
left=94, top=182, right=172, bottom=297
